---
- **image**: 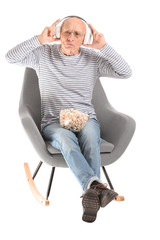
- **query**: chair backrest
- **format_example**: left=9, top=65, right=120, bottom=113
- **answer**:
left=19, top=68, right=41, bottom=130
left=19, top=68, right=111, bottom=130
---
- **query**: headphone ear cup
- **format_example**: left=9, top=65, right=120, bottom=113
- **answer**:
left=54, top=26, right=61, bottom=38
left=83, top=33, right=89, bottom=44
left=83, top=31, right=92, bottom=44
left=83, top=24, right=93, bottom=44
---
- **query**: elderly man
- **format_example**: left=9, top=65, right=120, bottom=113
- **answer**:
left=6, top=16, right=132, bottom=223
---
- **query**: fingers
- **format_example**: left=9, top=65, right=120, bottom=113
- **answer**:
left=89, top=24, right=105, bottom=43
left=83, top=43, right=94, bottom=49
left=88, top=24, right=97, bottom=34
left=51, top=18, right=61, bottom=34
left=53, top=38, right=60, bottom=42
left=83, top=44, right=90, bottom=47
left=89, top=23, right=102, bottom=36
left=50, top=18, right=61, bottom=38
left=51, top=18, right=61, bottom=28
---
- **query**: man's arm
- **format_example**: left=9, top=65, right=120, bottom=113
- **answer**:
left=5, top=36, right=43, bottom=69
left=97, top=44, right=132, bottom=79
left=5, top=19, right=60, bottom=69
left=83, top=24, right=132, bottom=79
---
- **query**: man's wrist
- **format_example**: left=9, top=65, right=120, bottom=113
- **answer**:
left=99, top=43, right=108, bottom=52
left=99, top=42, right=107, bottom=50
left=37, top=35, right=43, bottom=44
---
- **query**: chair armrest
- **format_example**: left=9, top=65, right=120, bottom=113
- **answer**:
left=19, top=105, right=53, bottom=164
left=100, top=105, right=135, bottom=144
left=99, top=104, right=136, bottom=161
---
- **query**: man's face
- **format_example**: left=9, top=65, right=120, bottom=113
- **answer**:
left=60, top=17, right=86, bottom=56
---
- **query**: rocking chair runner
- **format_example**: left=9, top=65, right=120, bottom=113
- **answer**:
left=19, top=68, right=136, bottom=206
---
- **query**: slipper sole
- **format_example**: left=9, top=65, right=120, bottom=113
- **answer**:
left=82, top=189, right=100, bottom=223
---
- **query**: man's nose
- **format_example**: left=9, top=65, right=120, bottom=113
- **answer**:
left=67, top=32, right=75, bottom=41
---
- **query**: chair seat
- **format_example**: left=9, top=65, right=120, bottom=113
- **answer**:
left=100, top=139, right=114, bottom=153
left=46, top=138, right=114, bottom=155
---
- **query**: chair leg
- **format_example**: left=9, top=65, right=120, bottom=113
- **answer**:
left=102, top=166, right=114, bottom=190
left=102, top=166, right=125, bottom=202
left=33, top=161, right=43, bottom=179
left=46, top=167, right=55, bottom=200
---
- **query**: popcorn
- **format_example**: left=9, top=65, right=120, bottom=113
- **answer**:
left=60, top=109, right=89, bottom=132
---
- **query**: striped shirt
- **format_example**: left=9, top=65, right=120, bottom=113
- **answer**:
left=6, top=36, right=132, bottom=130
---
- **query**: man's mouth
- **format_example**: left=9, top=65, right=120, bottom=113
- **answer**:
left=66, top=43, right=74, bottom=47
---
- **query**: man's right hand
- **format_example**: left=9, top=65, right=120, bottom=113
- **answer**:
left=37, top=19, right=61, bottom=44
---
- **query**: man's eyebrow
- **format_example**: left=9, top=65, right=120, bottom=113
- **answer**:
left=62, top=29, right=84, bottom=34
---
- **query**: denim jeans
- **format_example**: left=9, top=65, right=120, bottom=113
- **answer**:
left=42, top=118, right=102, bottom=191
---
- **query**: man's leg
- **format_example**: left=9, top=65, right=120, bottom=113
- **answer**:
left=76, top=118, right=118, bottom=222
left=42, top=122, right=100, bottom=191
left=76, top=118, right=102, bottom=189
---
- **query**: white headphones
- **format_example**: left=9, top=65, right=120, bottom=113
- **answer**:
left=54, top=15, right=93, bottom=45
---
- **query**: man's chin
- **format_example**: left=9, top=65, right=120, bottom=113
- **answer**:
left=61, top=48, right=78, bottom=56
left=65, top=51, right=77, bottom=56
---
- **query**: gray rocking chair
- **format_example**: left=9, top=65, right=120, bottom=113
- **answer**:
left=19, top=67, right=136, bottom=206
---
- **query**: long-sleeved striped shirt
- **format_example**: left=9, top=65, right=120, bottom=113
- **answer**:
left=6, top=36, right=132, bottom=130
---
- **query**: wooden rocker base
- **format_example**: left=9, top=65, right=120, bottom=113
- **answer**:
left=24, top=163, right=49, bottom=206
left=114, top=195, right=125, bottom=201
left=24, top=163, right=124, bottom=205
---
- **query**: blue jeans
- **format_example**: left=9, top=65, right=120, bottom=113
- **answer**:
left=42, top=118, right=102, bottom=191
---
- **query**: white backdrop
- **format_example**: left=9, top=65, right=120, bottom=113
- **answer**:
left=1, top=0, right=160, bottom=239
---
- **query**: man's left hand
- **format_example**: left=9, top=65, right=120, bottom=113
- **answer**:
left=83, top=24, right=106, bottom=50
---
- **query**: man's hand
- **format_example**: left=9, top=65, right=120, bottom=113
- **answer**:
left=37, top=19, right=61, bottom=44
left=83, top=24, right=106, bottom=50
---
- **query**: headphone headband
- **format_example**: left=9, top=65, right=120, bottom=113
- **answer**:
left=54, top=15, right=92, bottom=44
left=58, top=15, right=89, bottom=26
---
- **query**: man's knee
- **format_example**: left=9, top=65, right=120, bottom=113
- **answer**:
left=54, top=128, right=79, bottom=149
left=79, top=129, right=101, bottom=146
